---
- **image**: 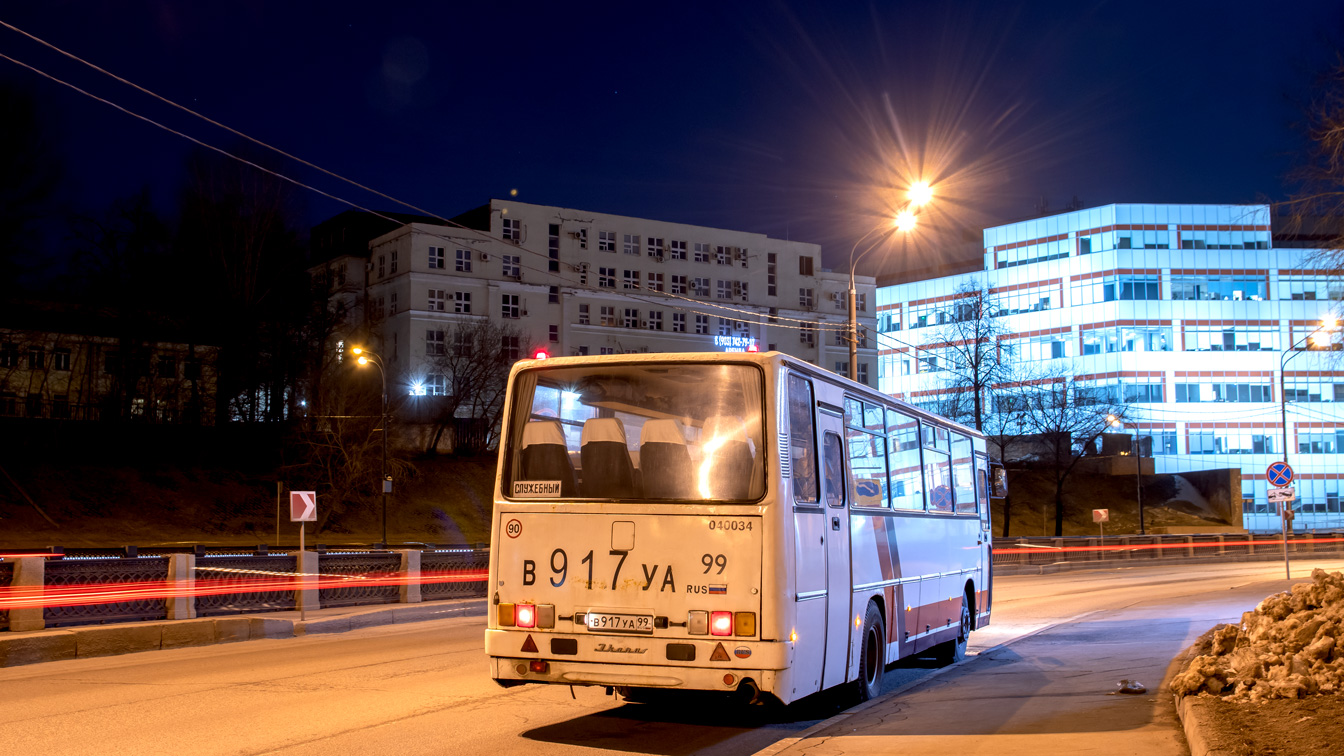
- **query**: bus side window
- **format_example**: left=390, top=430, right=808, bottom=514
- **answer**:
left=788, top=374, right=819, bottom=503
left=823, top=432, right=845, bottom=508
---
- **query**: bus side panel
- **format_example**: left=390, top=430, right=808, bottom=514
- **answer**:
left=849, top=513, right=899, bottom=664
left=902, top=515, right=946, bottom=655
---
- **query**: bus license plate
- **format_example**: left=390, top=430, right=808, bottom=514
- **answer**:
left=584, top=612, right=654, bottom=634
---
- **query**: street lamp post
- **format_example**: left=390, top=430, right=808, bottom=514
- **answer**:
left=848, top=183, right=930, bottom=381
left=1108, top=414, right=1144, bottom=535
left=352, top=346, right=390, bottom=546
left=1277, top=317, right=1338, bottom=546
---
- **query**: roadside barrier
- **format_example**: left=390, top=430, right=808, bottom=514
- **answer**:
left=992, top=532, right=1344, bottom=569
left=0, top=547, right=488, bottom=633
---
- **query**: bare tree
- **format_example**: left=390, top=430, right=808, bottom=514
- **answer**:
left=1017, top=373, right=1129, bottom=537
left=1284, top=56, right=1344, bottom=257
left=420, top=319, right=530, bottom=455
left=981, top=383, right=1032, bottom=538
left=929, top=281, right=1009, bottom=431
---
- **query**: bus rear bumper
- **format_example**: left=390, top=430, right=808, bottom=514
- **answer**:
left=490, top=655, right=784, bottom=695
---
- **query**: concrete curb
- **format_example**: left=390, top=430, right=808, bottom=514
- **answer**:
left=0, top=598, right=487, bottom=669
left=1174, top=694, right=1239, bottom=756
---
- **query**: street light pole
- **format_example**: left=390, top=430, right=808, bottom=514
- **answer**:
left=353, top=347, right=390, bottom=547
left=847, top=194, right=926, bottom=381
left=1275, top=316, right=1338, bottom=578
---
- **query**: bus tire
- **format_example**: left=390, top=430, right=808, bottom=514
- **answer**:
left=936, top=596, right=971, bottom=666
left=855, top=602, right=885, bottom=702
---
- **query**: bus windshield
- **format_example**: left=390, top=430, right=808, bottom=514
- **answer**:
left=505, top=362, right=765, bottom=502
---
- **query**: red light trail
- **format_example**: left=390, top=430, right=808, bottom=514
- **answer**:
left=992, top=536, right=1344, bottom=555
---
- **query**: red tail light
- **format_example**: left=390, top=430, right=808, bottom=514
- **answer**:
left=516, top=604, right=536, bottom=628
left=710, top=611, right=733, bottom=636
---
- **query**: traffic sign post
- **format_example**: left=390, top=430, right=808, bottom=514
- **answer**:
left=1265, top=464, right=1294, bottom=580
left=1093, top=508, right=1109, bottom=537
left=290, top=491, right=317, bottom=620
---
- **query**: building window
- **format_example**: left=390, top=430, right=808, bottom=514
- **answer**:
left=858, top=363, right=869, bottom=386
left=692, top=278, right=710, bottom=297
left=800, top=288, right=814, bottom=308
left=426, top=330, right=445, bottom=355
left=185, top=359, right=201, bottom=380
left=576, top=227, right=588, bottom=249
left=671, top=275, right=687, bottom=294
left=800, top=324, right=815, bottom=346
left=717, top=280, right=731, bottom=300
left=0, top=344, right=16, bottom=368
left=26, top=393, right=42, bottom=418
left=577, top=346, right=589, bottom=356
left=1171, top=275, right=1266, bottom=302
left=502, top=217, right=521, bottom=241
left=52, top=349, right=71, bottom=371
left=599, top=230, right=616, bottom=252
left=647, top=237, right=665, bottom=257
left=501, top=336, right=520, bottom=361
left=647, top=311, right=663, bottom=330
left=1175, top=382, right=1272, bottom=403
left=549, top=285, right=559, bottom=304
left=104, top=352, right=120, bottom=375
left=1081, top=326, right=1171, bottom=355
left=157, top=357, right=175, bottom=379
left=599, top=267, right=616, bottom=288
left=1299, top=431, right=1344, bottom=454
left=857, top=293, right=867, bottom=312
left=623, top=234, right=640, bottom=255
left=456, top=249, right=472, bottom=272
left=52, top=395, right=69, bottom=419
left=767, top=253, right=777, bottom=297
left=694, top=314, right=709, bottom=335
left=1283, top=380, right=1344, bottom=403
left=454, top=291, right=471, bottom=313
left=548, top=224, right=560, bottom=272
left=718, top=318, right=731, bottom=336
left=669, top=240, right=687, bottom=260
left=549, top=325, right=559, bottom=342
left=1191, top=431, right=1277, bottom=455
left=647, top=272, right=664, bottom=292
left=673, top=312, right=686, bottom=332
left=503, top=255, right=521, bottom=278
left=600, top=306, right=617, bottom=327
left=694, top=242, right=710, bottom=263
left=578, top=304, right=590, bottom=324
left=715, top=246, right=730, bottom=265
left=600, top=347, right=615, bottom=355
left=378, top=255, right=385, bottom=278
left=799, top=256, right=814, bottom=276
left=623, top=270, right=639, bottom=289
left=429, top=289, right=446, bottom=311
left=624, top=308, right=640, bottom=328
left=1184, top=326, right=1278, bottom=352
left=390, top=250, right=398, bottom=274
left=502, top=294, right=521, bottom=319
left=389, top=291, right=398, bottom=316
left=429, top=246, right=445, bottom=269
left=1278, top=276, right=1344, bottom=301
left=428, top=375, right=448, bottom=396
left=835, top=362, right=849, bottom=379
left=28, top=348, right=42, bottom=370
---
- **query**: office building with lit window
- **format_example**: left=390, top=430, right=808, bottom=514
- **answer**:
left=876, top=203, right=1344, bottom=532
left=312, top=200, right=878, bottom=392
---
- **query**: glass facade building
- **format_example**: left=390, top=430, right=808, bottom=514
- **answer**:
left=877, top=204, right=1343, bottom=532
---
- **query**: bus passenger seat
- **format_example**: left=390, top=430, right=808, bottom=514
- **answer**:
left=520, top=420, right=577, bottom=497
left=639, top=419, right=693, bottom=498
left=580, top=418, right=637, bottom=498
left=701, top=415, right=755, bottom=499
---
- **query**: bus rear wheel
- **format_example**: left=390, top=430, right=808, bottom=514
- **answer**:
left=855, top=602, right=885, bottom=702
left=936, top=596, right=971, bottom=666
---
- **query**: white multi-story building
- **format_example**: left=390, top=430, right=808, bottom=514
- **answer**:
left=877, top=203, right=1344, bottom=532
left=314, top=199, right=877, bottom=389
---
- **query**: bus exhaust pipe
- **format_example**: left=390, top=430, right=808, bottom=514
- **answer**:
left=737, top=678, right=764, bottom=706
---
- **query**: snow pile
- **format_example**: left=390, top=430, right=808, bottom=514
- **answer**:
left=1171, top=569, right=1344, bottom=701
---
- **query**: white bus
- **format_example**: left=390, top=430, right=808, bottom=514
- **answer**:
left=485, top=351, right=991, bottom=704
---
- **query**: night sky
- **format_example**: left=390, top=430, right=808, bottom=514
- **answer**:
left=3, top=1, right=1342, bottom=278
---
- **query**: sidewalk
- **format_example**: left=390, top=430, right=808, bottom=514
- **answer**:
left=0, top=597, right=486, bottom=668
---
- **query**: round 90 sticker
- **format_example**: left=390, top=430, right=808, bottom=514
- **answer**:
left=505, top=519, right=522, bottom=538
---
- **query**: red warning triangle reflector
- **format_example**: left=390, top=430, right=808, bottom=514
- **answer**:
left=710, top=642, right=731, bottom=662
left=521, top=634, right=538, bottom=653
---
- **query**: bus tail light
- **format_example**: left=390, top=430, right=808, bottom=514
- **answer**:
left=529, top=660, right=549, bottom=674
left=537, top=604, right=555, bottom=629
left=734, top=612, right=756, bottom=637
left=688, top=610, right=708, bottom=635
left=517, top=604, right=536, bottom=628
left=498, top=603, right=516, bottom=627
left=710, top=611, right=733, bottom=636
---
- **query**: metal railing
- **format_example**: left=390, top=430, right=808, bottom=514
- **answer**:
left=422, top=550, right=490, bottom=600
left=195, top=555, right=299, bottom=617
left=0, top=561, right=12, bottom=631
left=318, top=552, right=402, bottom=608
left=991, top=532, right=1344, bottom=569
left=42, top=557, right=170, bottom=628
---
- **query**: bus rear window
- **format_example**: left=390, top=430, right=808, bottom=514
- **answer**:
left=506, top=363, right=765, bottom=501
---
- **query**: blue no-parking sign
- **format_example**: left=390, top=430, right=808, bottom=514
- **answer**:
left=1266, top=462, right=1294, bottom=488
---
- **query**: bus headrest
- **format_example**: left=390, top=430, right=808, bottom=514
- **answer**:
left=581, top=417, right=628, bottom=446
left=522, top=419, right=566, bottom=448
left=640, top=418, right=687, bottom=447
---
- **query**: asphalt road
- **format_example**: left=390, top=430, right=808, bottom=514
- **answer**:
left=4, top=558, right=1342, bottom=756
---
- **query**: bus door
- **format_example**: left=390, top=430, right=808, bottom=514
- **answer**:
left=818, top=412, right=852, bottom=689
left=974, top=451, right=993, bottom=624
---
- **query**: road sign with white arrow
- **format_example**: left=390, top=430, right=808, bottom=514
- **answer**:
left=290, top=491, right=317, bottom=522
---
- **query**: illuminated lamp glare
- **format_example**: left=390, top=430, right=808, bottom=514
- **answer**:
left=532, top=349, right=549, bottom=360
left=710, top=611, right=733, bottom=636
left=351, top=347, right=363, bottom=355
left=908, top=181, right=933, bottom=206
left=516, top=604, right=536, bottom=628
left=357, top=356, right=368, bottom=365
left=747, top=344, right=759, bottom=353
left=894, top=210, right=917, bottom=233
left=410, top=383, right=426, bottom=396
